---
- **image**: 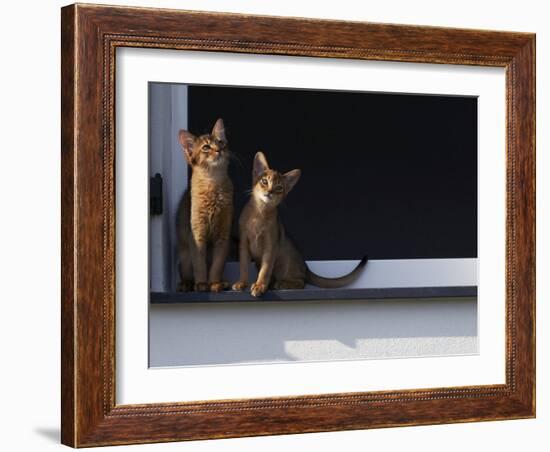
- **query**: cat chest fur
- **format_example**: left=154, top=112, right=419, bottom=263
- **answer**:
left=245, top=214, right=278, bottom=260
left=190, top=178, right=233, bottom=240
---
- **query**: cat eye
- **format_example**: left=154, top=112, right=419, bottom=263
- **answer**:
left=260, top=178, right=268, bottom=186
left=274, top=186, right=284, bottom=193
left=201, top=144, right=211, bottom=152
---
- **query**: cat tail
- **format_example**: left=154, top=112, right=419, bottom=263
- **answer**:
left=306, top=256, right=368, bottom=289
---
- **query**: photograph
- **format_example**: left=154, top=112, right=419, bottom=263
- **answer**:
left=148, top=82, right=478, bottom=367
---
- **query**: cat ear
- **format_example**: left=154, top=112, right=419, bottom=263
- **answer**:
left=178, top=129, right=196, bottom=165
left=282, top=169, right=301, bottom=193
left=211, top=118, right=226, bottom=141
left=253, top=151, right=269, bottom=181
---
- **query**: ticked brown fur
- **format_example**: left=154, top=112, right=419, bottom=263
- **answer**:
left=176, top=119, right=233, bottom=292
left=233, top=152, right=367, bottom=297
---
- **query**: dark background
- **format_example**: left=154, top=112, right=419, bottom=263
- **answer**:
left=188, top=85, right=477, bottom=261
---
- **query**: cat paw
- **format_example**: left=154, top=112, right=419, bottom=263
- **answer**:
left=194, top=282, right=209, bottom=292
left=232, top=281, right=248, bottom=291
left=177, top=280, right=194, bottom=292
left=210, top=281, right=229, bottom=293
left=250, top=282, right=267, bottom=297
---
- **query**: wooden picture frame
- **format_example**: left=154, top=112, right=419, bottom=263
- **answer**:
left=61, top=3, right=535, bottom=447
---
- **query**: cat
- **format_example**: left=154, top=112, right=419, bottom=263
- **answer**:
left=176, top=118, right=233, bottom=293
left=232, top=151, right=367, bottom=297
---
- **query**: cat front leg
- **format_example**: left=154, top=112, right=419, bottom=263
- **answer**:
left=209, top=238, right=230, bottom=293
left=208, top=210, right=232, bottom=292
left=190, top=238, right=208, bottom=292
left=189, top=209, right=210, bottom=291
left=251, top=252, right=275, bottom=297
left=232, top=234, right=250, bottom=291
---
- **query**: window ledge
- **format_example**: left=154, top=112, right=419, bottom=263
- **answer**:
left=150, top=286, right=476, bottom=304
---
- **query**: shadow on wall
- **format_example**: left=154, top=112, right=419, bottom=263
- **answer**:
left=149, top=299, right=477, bottom=367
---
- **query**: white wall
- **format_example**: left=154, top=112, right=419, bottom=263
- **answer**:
left=150, top=298, right=477, bottom=367
left=1, top=1, right=547, bottom=452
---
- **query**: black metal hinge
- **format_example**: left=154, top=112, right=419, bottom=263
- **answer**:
left=150, top=173, right=163, bottom=215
